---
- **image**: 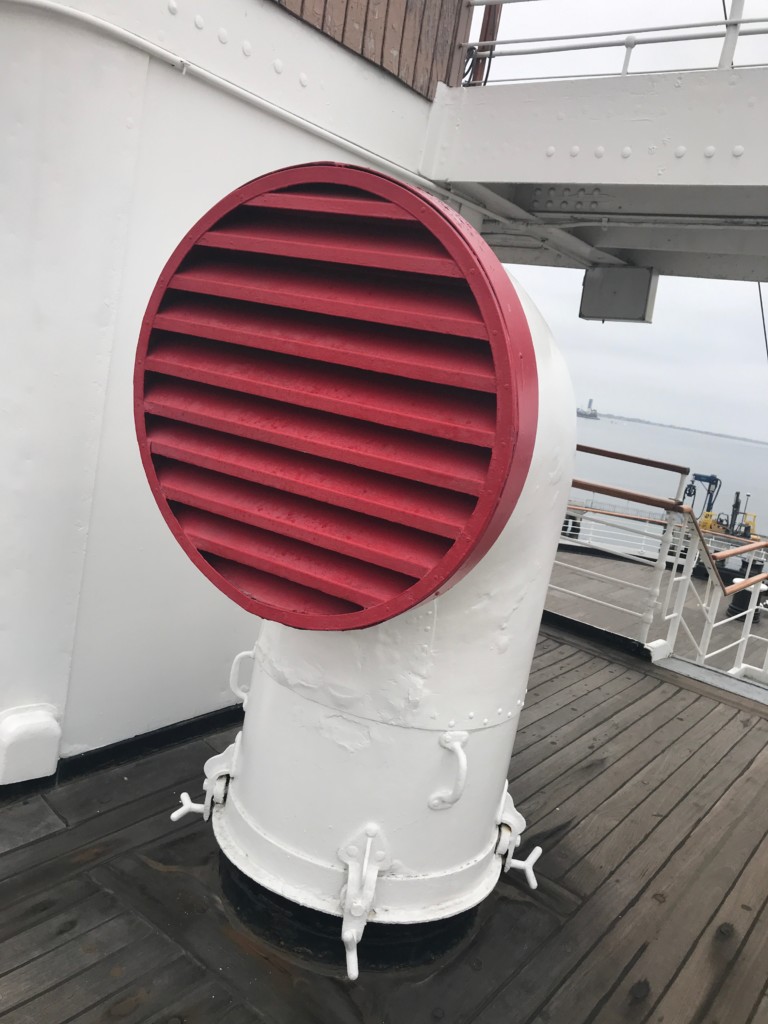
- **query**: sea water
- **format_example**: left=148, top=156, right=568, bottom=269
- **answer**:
left=574, top=417, right=768, bottom=533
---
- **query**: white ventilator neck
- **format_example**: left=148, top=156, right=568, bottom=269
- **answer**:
left=175, top=275, right=576, bottom=981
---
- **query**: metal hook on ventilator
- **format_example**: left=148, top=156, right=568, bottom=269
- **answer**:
left=428, top=731, right=469, bottom=810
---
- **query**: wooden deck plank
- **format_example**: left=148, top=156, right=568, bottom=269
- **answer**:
left=514, top=662, right=638, bottom=739
left=524, top=650, right=600, bottom=706
left=0, top=876, right=98, bottom=945
left=511, top=680, right=675, bottom=797
left=44, top=739, right=211, bottom=826
left=539, top=696, right=726, bottom=879
left=70, top=956, right=210, bottom=1024
left=509, top=673, right=657, bottom=780
left=0, top=889, right=119, bottom=975
left=524, top=653, right=615, bottom=707
left=564, top=709, right=761, bottom=896
left=536, top=740, right=768, bottom=1024
left=649, top=827, right=768, bottom=1024
left=534, top=636, right=560, bottom=654
left=516, top=687, right=698, bottom=829
left=471, top=719, right=768, bottom=1024
left=0, top=913, right=152, bottom=1015
left=526, top=642, right=585, bottom=678
left=139, top=977, right=244, bottom=1024
left=0, top=795, right=65, bottom=855
left=0, top=787, right=201, bottom=909
left=217, top=1008, right=265, bottom=1024
left=526, top=692, right=712, bottom=850
left=749, top=990, right=768, bottom=1024
left=1, top=931, right=181, bottom=1024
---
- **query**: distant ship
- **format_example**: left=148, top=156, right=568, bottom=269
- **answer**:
left=577, top=398, right=599, bottom=420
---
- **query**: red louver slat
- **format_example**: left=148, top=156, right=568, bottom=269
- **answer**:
left=169, top=257, right=488, bottom=338
left=246, top=190, right=415, bottom=220
left=154, top=295, right=496, bottom=391
left=177, top=507, right=416, bottom=607
left=148, top=420, right=474, bottom=538
left=199, top=211, right=462, bottom=277
left=135, top=163, right=538, bottom=630
left=143, top=379, right=491, bottom=495
left=206, top=555, right=363, bottom=615
left=145, top=336, right=496, bottom=445
left=157, top=461, right=450, bottom=576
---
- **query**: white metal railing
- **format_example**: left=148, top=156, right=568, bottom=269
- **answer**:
left=465, top=1, right=768, bottom=84
left=651, top=527, right=768, bottom=683
left=550, top=446, right=768, bottom=685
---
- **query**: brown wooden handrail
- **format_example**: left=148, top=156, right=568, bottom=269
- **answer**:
left=724, top=572, right=768, bottom=596
left=576, top=445, right=690, bottom=477
left=569, top=479, right=767, bottom=598
left=571, top=479, right=690, bottom=513
left=711, top=539, right=768, bottom=562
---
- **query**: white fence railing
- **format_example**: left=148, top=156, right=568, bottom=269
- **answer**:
left=550, top=446, right=768, bottom=685
left=465, top=1, right=768, bottom=84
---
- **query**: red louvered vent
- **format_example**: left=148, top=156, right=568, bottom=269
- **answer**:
left=135, top=163, right=538, bottom=630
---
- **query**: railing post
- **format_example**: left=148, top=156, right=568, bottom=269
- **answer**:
left=621, top=35, right=636, bottom=74
left=674, top=471, right=687, bottom=504
left=659, top=517, right=685, bottom=622
left=641, top=508, right=680, bottom=644
left=719, top=0, right=745, bottom=68
left=728, top=580, right=763, bottom=677
left=661, top=517, right=701, bottom=656
left=698, top=585, right=722, bottom=665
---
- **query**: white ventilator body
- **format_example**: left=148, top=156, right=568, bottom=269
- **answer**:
left=190, top=277, right=575, bottom=975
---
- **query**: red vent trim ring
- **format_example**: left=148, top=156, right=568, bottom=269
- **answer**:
left=135, top=163, right=538, bottom=630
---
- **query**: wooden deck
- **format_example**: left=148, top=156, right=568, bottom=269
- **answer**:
left=2, top=628, right=768, bottom=1023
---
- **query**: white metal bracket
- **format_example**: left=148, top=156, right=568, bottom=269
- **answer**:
left=169, top=733, right=241, bottom=823
left=428, top=730, right=469, bottom=810
left=338, top=823, right=391, bottom=981
left=504, top=846, right=543, bottom=890
left=495, top=788, right=542, bottom=889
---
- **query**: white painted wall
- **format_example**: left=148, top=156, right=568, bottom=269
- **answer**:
left=0, top=0, right=431, bottom=763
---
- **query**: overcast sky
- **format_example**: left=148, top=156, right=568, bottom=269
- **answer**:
left=470, top=1, right=768, bottom=442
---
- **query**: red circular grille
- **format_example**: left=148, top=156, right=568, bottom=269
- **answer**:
left=135, top=163, right=538, bottom=630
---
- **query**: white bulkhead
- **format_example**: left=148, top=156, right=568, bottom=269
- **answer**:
left=192, top=280, right=575, bottom=978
